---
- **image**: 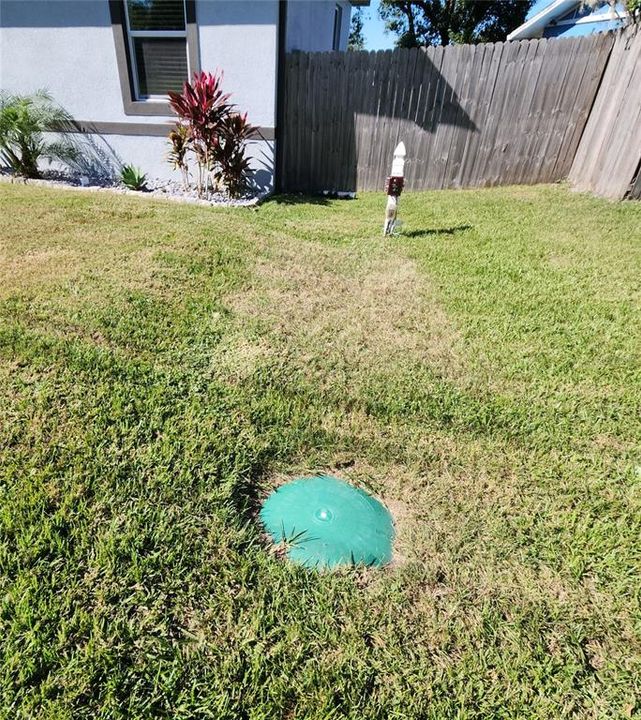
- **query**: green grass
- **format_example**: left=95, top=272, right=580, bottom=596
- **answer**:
left=1, top=182, right=640, bottom=719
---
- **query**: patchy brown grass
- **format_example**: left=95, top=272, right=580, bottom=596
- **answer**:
left=227, top=236, right=465, bottom=381
left=2, top=183, right=641, bottom=718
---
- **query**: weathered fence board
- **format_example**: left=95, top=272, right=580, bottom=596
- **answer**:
left=551, top=35, right=612, bottom=179
left=280, top=33, right=615, bottom=193
left=569, top=26, right=641, bottom=200
left=629, top=164, right=641, bottom=200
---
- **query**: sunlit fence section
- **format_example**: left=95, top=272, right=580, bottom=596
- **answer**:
left=280, top=27, right=640, bottom=199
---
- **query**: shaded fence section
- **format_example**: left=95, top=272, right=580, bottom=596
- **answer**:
left=569, top=26, right=641, bottom=200
left=280, top=33, right=615, bottom=193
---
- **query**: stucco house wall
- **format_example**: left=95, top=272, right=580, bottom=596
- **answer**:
left=193, top=1, right=278, bottom=191
left=0, top=0, right=278, bottom=187
left=0, top=0, right=356, bottom=188
left=286, top=0, right=351, bottom=52
left=0, top=0, right=283, bottom=186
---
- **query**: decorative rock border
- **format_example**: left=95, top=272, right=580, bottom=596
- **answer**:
left=0, top=170, right=267, bottom=208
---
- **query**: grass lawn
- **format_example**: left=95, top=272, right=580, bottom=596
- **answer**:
left=1, top=182, right=640, bottom=719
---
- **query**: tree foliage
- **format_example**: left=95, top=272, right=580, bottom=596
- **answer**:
left=348, top=8, right=366, bottom=50
left=378, top=0, right=532, bottom=47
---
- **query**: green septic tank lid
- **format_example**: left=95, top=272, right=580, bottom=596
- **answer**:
left=260, top=475, right=394, bottom=569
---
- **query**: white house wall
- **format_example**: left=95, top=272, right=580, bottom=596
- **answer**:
left=0, top=0, right=278, bottom=186
left=286, top=0, right=351, bottom=52
left=196, top=1, right=278, bottom=131
left=1, top=1, right=133, bottom=124
left=55, top=133, right=274, bottom=192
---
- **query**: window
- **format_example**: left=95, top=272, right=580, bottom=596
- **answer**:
left=332, top=4, right=343, bottom=51
left=550, top=0, right=616, bottom=26
left=125, top=0, right=188, bottom=98
left=109, top=0, right=199, bottom=115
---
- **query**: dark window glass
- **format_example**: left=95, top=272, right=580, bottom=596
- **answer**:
left=133, top=37, right=188, bottom=95
left=127, top=0, right=185, bottom=31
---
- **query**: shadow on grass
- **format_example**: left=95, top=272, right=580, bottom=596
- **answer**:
left=269, top=194, right=332, bottom=206
left=225, top=464, right=269, bottom=528
left=403, top=225, right=472, bottom=238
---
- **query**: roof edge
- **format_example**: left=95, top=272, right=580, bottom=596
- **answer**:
left=507, top=0, right=577, bottom=40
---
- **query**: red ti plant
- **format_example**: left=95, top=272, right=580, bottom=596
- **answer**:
left=212, top=112, right=256, bottom=198
left=168, top=71, right=232, bottom=197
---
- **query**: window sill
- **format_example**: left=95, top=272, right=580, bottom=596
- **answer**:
left=123, top=99, right=174, bottom=117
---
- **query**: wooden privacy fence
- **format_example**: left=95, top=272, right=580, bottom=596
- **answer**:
left=280, top=32, right=619, bottom=194
left=569, top=25, right=641, bottom=200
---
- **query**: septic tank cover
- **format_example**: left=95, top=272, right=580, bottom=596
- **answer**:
left=260, top=475, right=394, bottom=569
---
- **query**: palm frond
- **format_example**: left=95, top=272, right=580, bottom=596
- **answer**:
left=0, top=90, right=78, bottom=177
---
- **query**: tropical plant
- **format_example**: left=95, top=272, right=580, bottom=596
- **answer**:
left=0, top=89, right=78, bottom=178
left=168, top=71, right=232, bottom=197
left=212, top=112, right=256, bottom=198
left=167, top=71, right=254, bottom=198
left=167, top=123, right=191, bottom=189
left=120, top=164, right=147, bottom=191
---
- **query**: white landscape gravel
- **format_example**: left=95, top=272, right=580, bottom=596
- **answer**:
left=0, top=170, right=266, bottom=207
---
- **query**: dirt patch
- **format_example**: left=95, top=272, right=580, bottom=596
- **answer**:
left=547, top=253, right=575, bottom=271
left=226, top=237, right=465, bottom=382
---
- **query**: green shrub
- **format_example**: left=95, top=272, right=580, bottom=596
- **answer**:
left=0, top=89, right=78, bottom=178
left=120, top=164, right=147, bottom=191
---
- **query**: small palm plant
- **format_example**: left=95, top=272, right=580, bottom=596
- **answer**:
left=0, top=90, right=78, bottom=178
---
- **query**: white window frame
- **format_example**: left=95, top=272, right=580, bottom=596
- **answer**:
left=123, top=0, right=190, bottom=101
